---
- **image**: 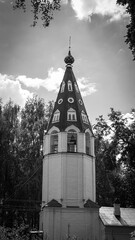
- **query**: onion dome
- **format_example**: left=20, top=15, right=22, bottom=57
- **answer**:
left=64, top=50, right=74, bottom=66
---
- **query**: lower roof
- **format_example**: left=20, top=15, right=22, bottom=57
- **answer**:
left=100, top=207, right=135, bottom=227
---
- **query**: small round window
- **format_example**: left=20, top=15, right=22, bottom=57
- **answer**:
left=68, top=98, right=74, bottom=103
left=58, top=99, right=63, bottom=104
left=79, top=99, right=83, bottom=105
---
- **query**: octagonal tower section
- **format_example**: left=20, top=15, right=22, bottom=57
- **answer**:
left=40, top=50, right=99, bottom=240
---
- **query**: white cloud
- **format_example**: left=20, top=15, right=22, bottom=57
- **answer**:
left=0, top=74, right=33, bottom=106
left=17, top=68, right=97, bottom=96
left=17, top=67, right=65, bottom=92
left=41, top=68, right=65, bottom=92
left=62, top=0, right=68, bottom=4
left=77, top=77, right=97, bottom=96
left=0, top=68, right=97, bottom=107
left=16, top=75, right=43, bottom=89
left=70, top=0, right=128, bottom=22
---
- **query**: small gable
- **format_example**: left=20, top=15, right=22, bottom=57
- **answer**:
left=84, top=199, right=99, bottom=208
left=47, top=199, right=62, bottom=207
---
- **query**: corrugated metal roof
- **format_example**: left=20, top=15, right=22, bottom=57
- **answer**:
left=100, top=207, right=135, bottom=227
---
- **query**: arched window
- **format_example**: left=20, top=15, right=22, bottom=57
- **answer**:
left=67, top=130, right=77, bottom=152
left=68, top=80, right=73, bottom=91
left=52, top=109, right=60, bottom=123
left=61, top=82, right=65, bottom=93
left=81, top=110, right=89, bottom=124
left=74, top=83, right=79, bottom=93
left=85, top=132, right=90, bottom=155
left=50, top=131, right=58, bottom=153
left=67, top=108, right=77, bottom=121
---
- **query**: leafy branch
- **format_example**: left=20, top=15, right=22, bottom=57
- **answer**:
left=13, top=0, right=61, bottom=27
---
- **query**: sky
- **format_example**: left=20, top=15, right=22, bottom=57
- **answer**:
left=0, top=0, right=135, bottom=124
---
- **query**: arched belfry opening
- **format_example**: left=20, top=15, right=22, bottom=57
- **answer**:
left=40, top=48, right=98, bottom=240
left=67, top=129, right=77, bottom=152
left=85, top=131, right=91, bottom=155
left=50, top=130, right=58, bottom=153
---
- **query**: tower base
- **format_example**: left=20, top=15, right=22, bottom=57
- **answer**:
left=39, top=206, right=101, bottom=240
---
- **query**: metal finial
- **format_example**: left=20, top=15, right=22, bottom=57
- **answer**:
left=69, top=36, right=71, bottom=51
left=64, top=37, right=74, bottom=65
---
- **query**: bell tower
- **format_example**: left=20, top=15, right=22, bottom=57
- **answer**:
left=40, top=49, right=100, bottom=240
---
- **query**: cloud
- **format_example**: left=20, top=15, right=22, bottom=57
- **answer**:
left=70, top=0, right=128, bottom=22
left=0, top=68, right=97, bottom=107
left=41, top=68, right=65, bottom=92
left=0, top=74, right=33, bottom=106
left=77, top=77, right=97, bottom=96
left=62, top=0, right=68, bottom=4
left=17, top=68, right=97, bottom=96
left=17, top=68, right=65, bottom=92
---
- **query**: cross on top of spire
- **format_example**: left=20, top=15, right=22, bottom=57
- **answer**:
left=64, top=36, right=75, bottom=66
left=69, top=36, right=71, bottom=51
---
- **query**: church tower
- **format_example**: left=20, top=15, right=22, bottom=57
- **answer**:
left=40, top=49, right=100, bottom=240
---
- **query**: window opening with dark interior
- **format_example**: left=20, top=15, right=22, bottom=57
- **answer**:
left=68, top=114, right=71, bottom=120
left=50, top=131, right=58, bottom=153
left=61, top=81, right=65, bottom=93
left=85, top=132, right=90, bottom=155
left=67, top=130, right=77, bottom=152
left=72, top=114, right=75, bottom=120
left=68, top=80, right=73, bottom=91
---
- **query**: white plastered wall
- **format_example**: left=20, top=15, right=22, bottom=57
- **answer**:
left=58, top=132, right=67, bottom=152
left=78, top=132, right=85, bottom=153
left=42, top=153, right=95, bottom=206
left=43, top=134, right=50, bottom=155
left=40, top=207, right=100, bottom=240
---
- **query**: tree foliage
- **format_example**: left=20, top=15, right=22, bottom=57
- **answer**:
left=94, top=108, right=135, bottom=207
left=117, top=0, right=135, bottom=60
left=0, top=224, right=30, bottom=240
left=13, top=0, right=61, bottom=27
left=0, top=96, right=53, bottom=228
left=0, top=99, right=20, bottom=200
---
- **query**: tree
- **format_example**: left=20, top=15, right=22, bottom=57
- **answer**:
left=0, top=99, right=20, bottom=202
left=94, top=108, right=135, bottom=207
left=0, top=224, right=30, bottom=240
left=0, top=96, right=54, bottom=227
left=10, top=96, right=49, bottom=227
left=13, top=0, right=61, bottom=27
left=0, top=99, right=21, bottom=227
left=117, top=0, right=135, bottom=60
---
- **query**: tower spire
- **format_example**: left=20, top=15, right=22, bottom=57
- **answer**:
left=46, top=41, right=93, bottom=134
